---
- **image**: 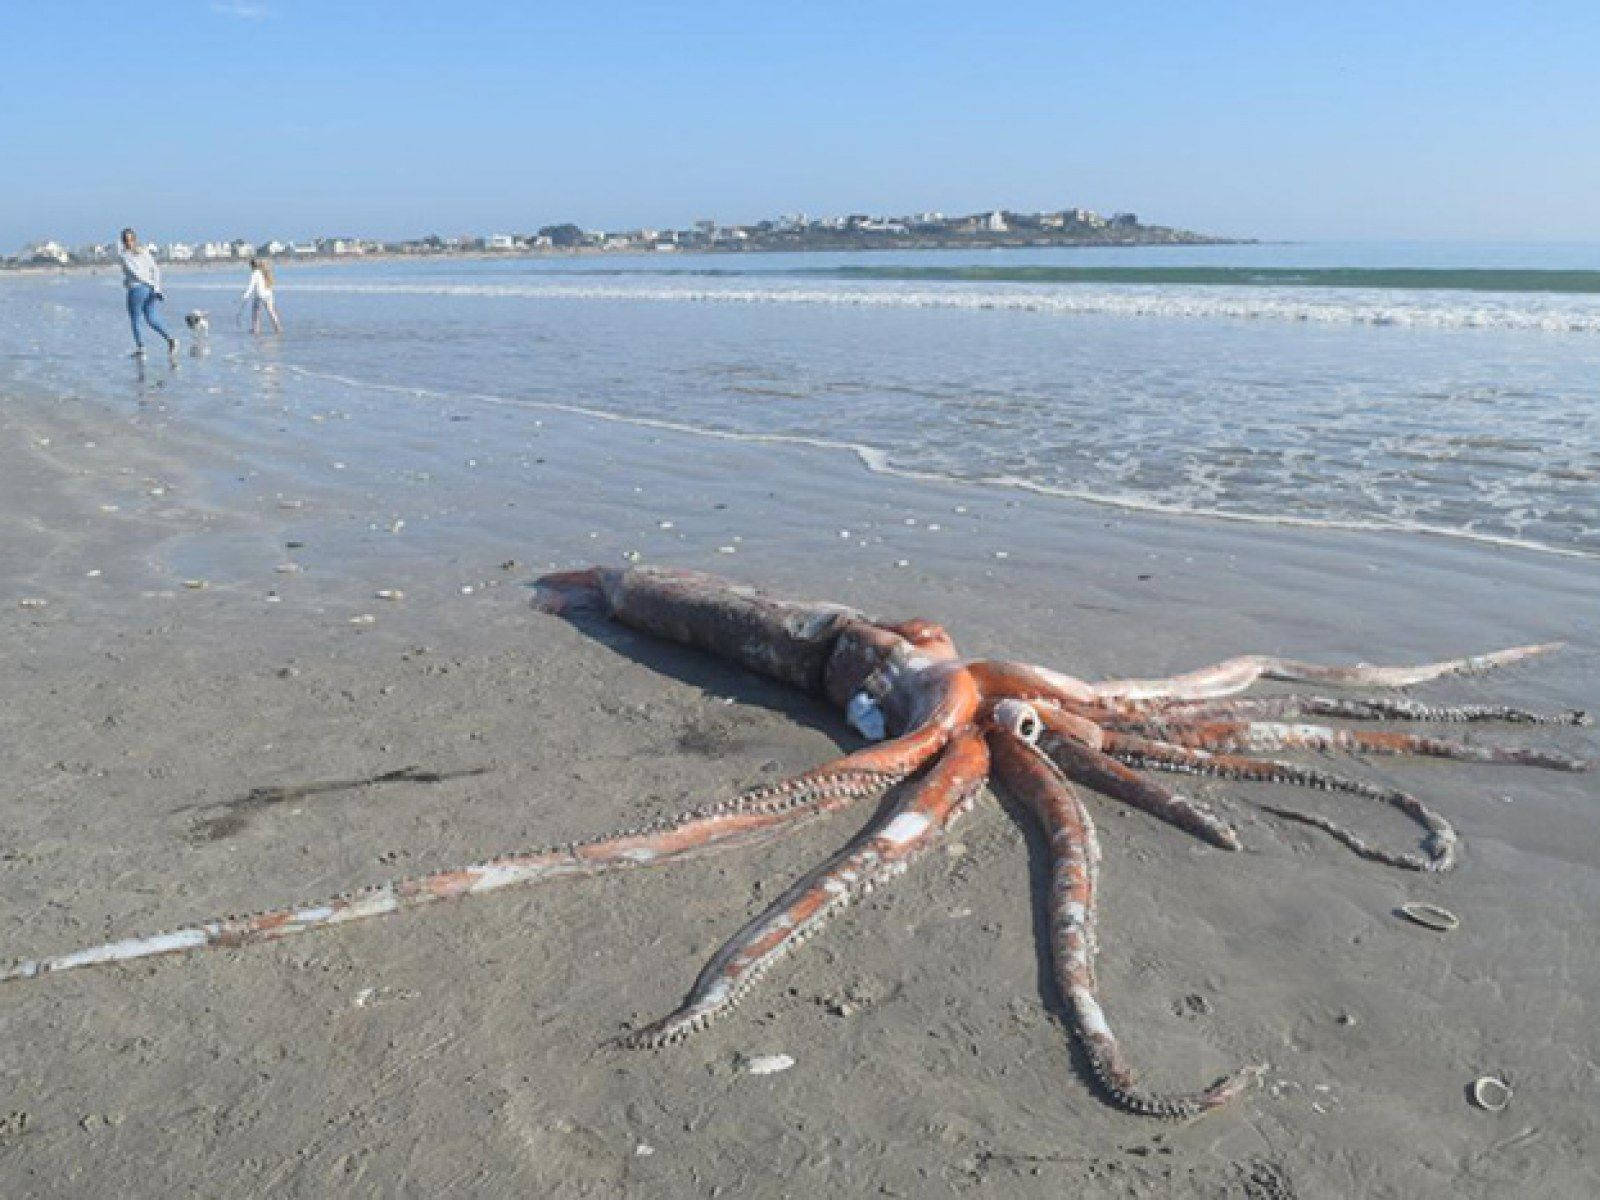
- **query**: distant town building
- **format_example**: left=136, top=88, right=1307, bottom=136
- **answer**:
left=985, top=210, right=1008, bottom=233
left=25, top=240, right=71, bottom=265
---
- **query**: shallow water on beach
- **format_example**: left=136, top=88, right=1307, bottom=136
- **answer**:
left=4, top=243, right=1599, bottom=558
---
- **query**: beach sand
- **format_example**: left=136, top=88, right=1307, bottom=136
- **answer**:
left=1, top=386, right=1595, bottom=1198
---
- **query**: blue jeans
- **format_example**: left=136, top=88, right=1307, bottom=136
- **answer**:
left=126, top=283, right=173, bottom=349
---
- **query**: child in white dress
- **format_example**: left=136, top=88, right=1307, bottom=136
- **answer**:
left=242, top=258, right=283, bottom=334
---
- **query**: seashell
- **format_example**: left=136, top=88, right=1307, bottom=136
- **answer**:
left=1471, top=1076, right=1512, bottom=1112
left=349, top=614, right=376, bottom=626
left=1397, top=903, right=1459, bottom=932
left=275, top=563, right=302, bottom=574
left=375, top=589, right=404, bottom=601
left=19, top=598, right=48, bottom=609
left=183, top=579, right=208, bottom=590
left=743, top=1053, right=794, bottom=1076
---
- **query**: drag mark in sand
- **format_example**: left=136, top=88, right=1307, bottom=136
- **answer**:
left=2, top=565, right=1587, bottom=1121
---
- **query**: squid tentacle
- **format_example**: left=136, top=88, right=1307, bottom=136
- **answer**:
left=988, top=720, right=1263, bottom=1119
left=616, top=730, right=991, bottom=1049
left=990, top=701, right=1101, bottom=961
left=1114, top=719, right=1588, bottom=772
left=1027, top=707, right=1242, bottom=852
left=1, top=748, right=940, bottom=987
left=1089, top=643, right=1564, bottom=702
left=1120, top=694, right=1590, bottom=727
left=1103, top=731, right=1457, bottom=872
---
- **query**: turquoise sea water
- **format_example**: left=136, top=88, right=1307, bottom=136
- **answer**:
left=4, top=242, right=1598, bottom=557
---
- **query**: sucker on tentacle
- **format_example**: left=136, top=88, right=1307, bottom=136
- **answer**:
left=1131, top=694, right=1590, bottom=727
left=6, top=564, right=1586, bottom=1123
left=1105, top=731, right=1459, bottom=871
left=1114, top=718, right=1588, bottom=772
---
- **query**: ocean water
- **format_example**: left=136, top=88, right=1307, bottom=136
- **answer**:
left=4, top=243, right=1599, bottom=558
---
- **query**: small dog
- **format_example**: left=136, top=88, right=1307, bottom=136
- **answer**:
left=185, top=310, right=210, bottom=337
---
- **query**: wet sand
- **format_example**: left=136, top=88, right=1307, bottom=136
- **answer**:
left=1, top=385, right=1596, bottom=1198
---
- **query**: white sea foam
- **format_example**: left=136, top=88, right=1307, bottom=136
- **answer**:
left=182, top=279, right=1600, bottom=333
left=279, top=363, right=1599, bottom=560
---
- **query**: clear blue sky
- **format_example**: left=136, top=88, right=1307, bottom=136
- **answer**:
left=3, top=1, right=1597, bottom=249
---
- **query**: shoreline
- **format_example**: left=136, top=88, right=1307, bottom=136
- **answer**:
left=2, top=364, right=1595, bottom=1195
left=0, top=235, right=1253, bottom=280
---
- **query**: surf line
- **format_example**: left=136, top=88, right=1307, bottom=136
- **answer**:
left=178, top=280, right=1600, bottom=334
left=276, top=362, right=1597, bottom=563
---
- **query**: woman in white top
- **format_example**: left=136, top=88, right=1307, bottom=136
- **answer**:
left=242, top=257, right=283, bottom=334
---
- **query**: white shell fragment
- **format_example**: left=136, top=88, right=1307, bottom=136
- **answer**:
left=1398, top=903, right=1460, bottom=932
left=375, top=589, right=404, bottom=601
left=19, top=598, right=48, bottom=609
left=743, top=1054, right=795, bottom=1076
left=349, top=614, right=376, bottom=626
left=1471, top=1076, right=1512, bottom=1112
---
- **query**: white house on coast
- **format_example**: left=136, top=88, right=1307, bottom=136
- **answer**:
left=25, top=240, right=71, bottom=265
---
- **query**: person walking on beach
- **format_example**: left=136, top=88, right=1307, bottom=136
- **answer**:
left=118, top=228, right=176, bottom=358
left=242, top=257, right=282, bottom=334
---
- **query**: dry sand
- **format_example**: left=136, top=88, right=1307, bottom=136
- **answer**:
left=1, top=388, right=1596, bottom=1198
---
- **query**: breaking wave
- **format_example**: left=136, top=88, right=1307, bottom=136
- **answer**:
left=279, top=363, right=1598, bottom=560
left=181, top=278, right=1600, bottom=332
